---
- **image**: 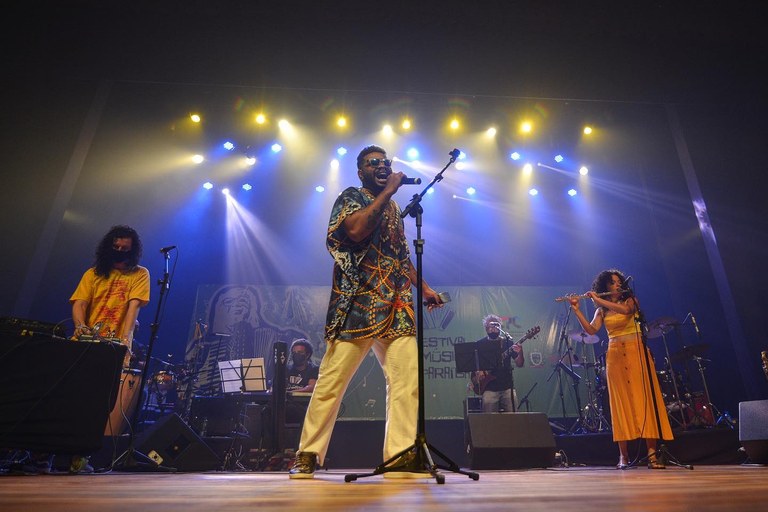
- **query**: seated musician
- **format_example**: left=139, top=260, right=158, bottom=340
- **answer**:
left=472, top=314, right=524, bottom=413
left=286, top=338, right=318, bottom=423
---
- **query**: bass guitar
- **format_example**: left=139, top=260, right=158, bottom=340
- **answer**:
left=470, top=325, right=541, bottom=395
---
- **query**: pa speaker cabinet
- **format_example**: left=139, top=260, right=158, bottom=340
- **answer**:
left=467, top=412, right=555, bottom=469
left=0, top=334, right=125, bottom=454
left=136, top=413, right=220, bottom=471
left=739, top=399, right=768, bottom=464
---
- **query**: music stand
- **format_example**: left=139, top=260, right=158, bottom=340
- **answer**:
left=218, top=358, right=267, bottom=393
left=454, top=340, right=502, bottom=374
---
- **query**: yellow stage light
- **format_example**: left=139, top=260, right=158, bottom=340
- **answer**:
left=450, top=119, right=460, bottom=130
left=190, top=114, right=201, bottom=123
left=337, top=116, right=347, bottom=128
left=382, top=124, right=394, bottom=135
left=521, top=121, right=532, bottom=133
left=583, top=126, right=593, bottom=135
left=486, top=127, right=497, bottom=137
left=192, top=154, right=205, bottom=164
left=402, top=119, right=412, bottom=130
left=255, top=113, right=266, bottom=124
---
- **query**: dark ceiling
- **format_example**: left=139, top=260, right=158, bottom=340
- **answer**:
left=6, top=1, right=766, bottom=103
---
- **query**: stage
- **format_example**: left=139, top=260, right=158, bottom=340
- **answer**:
left=1, top=465, right=766, bottom=512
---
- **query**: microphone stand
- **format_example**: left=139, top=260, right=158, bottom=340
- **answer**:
left=112, top=249, right=176, bottom=472
left=517, top=382, right=537, bottom=412
left=345, top=149, right=478, bottom=484
left=627, top=285, right=692, bottom=470
left=497, top=327, right=517, bottom=412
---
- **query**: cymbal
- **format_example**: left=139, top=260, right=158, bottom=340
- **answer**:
left=670, top=343, right=710, bottom=364
left=569, top=331, right=600, bottom=344
left=646, top=316, right=679, bottom=339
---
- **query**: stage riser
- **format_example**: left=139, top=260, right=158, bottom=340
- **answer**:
left=88, top=418, right=743, bottom=470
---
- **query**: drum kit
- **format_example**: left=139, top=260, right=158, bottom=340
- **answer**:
left=126, top=342, right=186, bottom=424
left=562, top=313, right=728, bottom=433
left=645, top=316, right=724, bottom=429
left=565, top=330, right=611, bottom=433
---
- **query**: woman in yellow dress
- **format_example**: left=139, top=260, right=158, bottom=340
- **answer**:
left=569, top=269, right=673, bottom=469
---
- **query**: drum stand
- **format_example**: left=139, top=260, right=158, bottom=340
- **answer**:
left=657, top=331, right=689, bottom=430
left=691, top=355, right=733, bottom=428
left=629, top=292, right=692, bottom=470
left=550, top=306, right=588, bottom=435
left=581, top=356, right=611, bottom=433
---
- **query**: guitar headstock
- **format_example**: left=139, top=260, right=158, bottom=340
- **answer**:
left=526, top=325, right=541, bottom=339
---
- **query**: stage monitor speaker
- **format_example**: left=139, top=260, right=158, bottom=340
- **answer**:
left=738, top=399, right=768, bottom=464
left=466, top=412, right=555, bottom=469
left=136, top=413, right=220, bottom=471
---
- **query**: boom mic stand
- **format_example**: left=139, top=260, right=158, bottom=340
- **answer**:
left=497, top=326, right=518, bottom=412
left=113, top=248, right=176, bottom=472
left=345, top=149, right=478, bottom=484
left=628, top=284, right=692, bottom=470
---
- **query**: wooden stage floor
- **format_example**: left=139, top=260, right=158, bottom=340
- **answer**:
left=1, top=465, right=766, bottom=511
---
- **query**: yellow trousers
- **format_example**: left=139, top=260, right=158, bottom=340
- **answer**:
left=297, top=335, right=418, bottom=465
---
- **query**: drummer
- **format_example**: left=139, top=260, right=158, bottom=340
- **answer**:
left=568, top=269, right=673, bottom=469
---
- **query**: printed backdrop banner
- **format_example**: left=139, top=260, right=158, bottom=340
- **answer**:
left=186, top=285, right=608, bottom=419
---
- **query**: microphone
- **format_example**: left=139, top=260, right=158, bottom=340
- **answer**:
left=621, top=276, right=633, bottom=289
left=690, top=313, right=700, bottom=337
left=449, top=148, right=461, bottom=160
left=401, top=176, right=422, bottom=185
left=160, top=245, right=176, bottom=253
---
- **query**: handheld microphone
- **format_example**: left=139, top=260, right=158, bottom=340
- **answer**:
left=621, top=276, right=633, bottom=289
left=160, top=245, right=176, bottom=253
left=401, top=176, right=422, bottom=185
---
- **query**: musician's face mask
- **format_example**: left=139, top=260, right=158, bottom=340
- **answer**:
left=111, top=248, right=131, bottom=263
left=111, top=237, right=133, bottom=264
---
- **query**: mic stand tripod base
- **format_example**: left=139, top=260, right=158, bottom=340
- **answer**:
left=632, top=443, right=694, bottom=471
left=112, top=446, right=177, bottom=473
left=344, top=434, right=479, bottom=483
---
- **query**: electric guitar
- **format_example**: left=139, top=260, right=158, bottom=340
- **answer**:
left=470, top=325, right=541, bottom=395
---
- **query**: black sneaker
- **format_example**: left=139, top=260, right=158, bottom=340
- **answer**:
left=288, top=452, right=317, bottom=479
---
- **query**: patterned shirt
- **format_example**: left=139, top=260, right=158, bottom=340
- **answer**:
left=324, top=187, right=416, bottom=342
left=70, top=266, right=150, bottom=339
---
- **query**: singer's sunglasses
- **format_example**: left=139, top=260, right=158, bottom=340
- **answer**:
left=365, top=158, right=392, bottom=168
